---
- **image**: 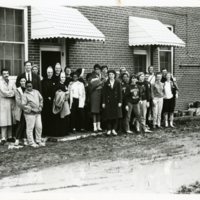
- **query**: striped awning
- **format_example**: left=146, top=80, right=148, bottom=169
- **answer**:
left=31, top=6, right=105, bottom=41
left=129, top=16, right=185, bottom=47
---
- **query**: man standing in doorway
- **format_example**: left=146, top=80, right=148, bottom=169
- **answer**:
left=53, top=63, right=62, bottom=84
left=16, top=61, right=41, bottom=92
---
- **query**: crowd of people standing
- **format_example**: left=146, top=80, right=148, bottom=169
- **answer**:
left=0, top=61, right=179, bottom=147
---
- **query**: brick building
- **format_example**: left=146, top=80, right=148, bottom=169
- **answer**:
left=0, top=5, right=200, bottom=110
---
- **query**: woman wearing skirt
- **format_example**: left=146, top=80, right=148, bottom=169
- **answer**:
left=163, top=73, right=178, bottom=127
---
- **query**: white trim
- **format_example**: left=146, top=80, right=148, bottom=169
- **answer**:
left=158, top=24, right=174, bottom=74
left=24, top=6, right=28, bottom=61
left=39, top=45, right=66, bottom=76
left=0, top=6, right=28, bottom=78
left=40, top=46, right=62, bottom=52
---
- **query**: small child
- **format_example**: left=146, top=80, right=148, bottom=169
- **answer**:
left=22, top=81, right=45, bottom=147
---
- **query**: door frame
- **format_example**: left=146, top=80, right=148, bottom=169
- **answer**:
left=133, top=46, right=151, bottom=73
left=40, top=41, right=66, bottom=76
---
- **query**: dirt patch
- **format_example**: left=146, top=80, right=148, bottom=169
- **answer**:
left=0, top=119, right=200, bottom=180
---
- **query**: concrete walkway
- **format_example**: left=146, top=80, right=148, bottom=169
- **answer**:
left=0, top=154, right=200, bottom=193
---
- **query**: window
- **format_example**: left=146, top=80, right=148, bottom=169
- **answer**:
left=0, top=7, right=24, bottom=75
left=158, top=25, right=174, bottom=73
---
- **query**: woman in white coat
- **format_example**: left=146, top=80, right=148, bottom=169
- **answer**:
left=0, top=69, right=15, bottom=144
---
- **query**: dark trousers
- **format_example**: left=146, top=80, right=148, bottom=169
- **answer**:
left=15, top=113, right=26, bottom=139
left=71, top=98, right=84, bottom=130
left=107, top=119, right=118, bottom=131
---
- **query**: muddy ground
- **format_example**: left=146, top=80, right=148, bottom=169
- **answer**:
left=0, top=117, right=200, bottom=184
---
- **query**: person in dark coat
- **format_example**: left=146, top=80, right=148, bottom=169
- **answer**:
left=16, top=61, right=41, bottom=92
left=119, top=72, right=130, bottom=132
left=64, top=66, right=73, bottom=87
left=52, top=72, right=70, bottom=137
left=41, top=66, right=56, bottom=137
left=102, top=70, right=122, bottom=136
left=89, top=64, right=104, bottom=132
left=52, top=63, right=62, bottom=85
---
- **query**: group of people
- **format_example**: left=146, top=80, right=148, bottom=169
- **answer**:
left=0, top=61, right=178, bottom=147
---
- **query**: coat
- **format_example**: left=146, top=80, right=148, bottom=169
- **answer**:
left=89, top=71, right=104, bottom=113
left=14, top=87, right=24, bottom=122
left=102, top=79, right=122, bottom=120
left=16, top=72, right=41, bottom=92
left=52, top=90, right=70, bottom=118
left=68, top=81, right=85, bottom=109
left=0, top=79, right=15, bottom=126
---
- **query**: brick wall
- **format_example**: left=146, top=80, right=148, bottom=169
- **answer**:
left=28, top=7, right=40, bottom=66
left=28, top=6, right=200, bottom=110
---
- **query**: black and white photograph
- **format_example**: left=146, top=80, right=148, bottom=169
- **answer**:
left=0, top=0, right=200, bottom=199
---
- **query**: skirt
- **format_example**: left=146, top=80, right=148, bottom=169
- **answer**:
left=163, top=97, right=176, bottom=113
left=90, top=89, right=102, bottom=114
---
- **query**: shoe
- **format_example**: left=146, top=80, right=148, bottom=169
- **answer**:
left=165, top=121, right=169, bottom=127
left=30, top=143, right=39, bottom=148
left=126, top=130, right=134, bottom=134
left=14, top=139, right=19, bottom=146
left=144, top=129, right=152, bottom=133
left=157, top=126, right=163, bottom=129
left=38, top=142, right=46, bottom=147
left=106, top=130, right=111, bottom=135
left=23, top=139, right=28, bottom=146
left=170, top=123, right=175, bottom=128
left=1, top=139, right=6, bottom=145
left=112, top=130, right=118, bottom=136
left=97, top=128, right=103, bottom=132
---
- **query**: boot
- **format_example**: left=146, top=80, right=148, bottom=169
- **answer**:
left=165, top=120, right=169, bottom=128
left=93, top=122, right=98, bottom=132
left=164, top=114, right=169, bottom=127
left=170, top=114, right=175, bottom=128
left=97, top=122, right=102, bottom=131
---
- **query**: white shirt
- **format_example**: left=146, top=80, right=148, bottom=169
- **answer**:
left=70, top=81, right=81, bottom=98
left=26, top=72, right=32, bottom=81
left=148, top=74, right=156, bottom=85
left=164, top=81, right=173, bottom=99
left=110, top=80, right=115, bottom=88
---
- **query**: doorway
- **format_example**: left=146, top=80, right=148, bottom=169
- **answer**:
left=133, top=47, right=150, bottom=73
left=41, top=51, right=61, bottom=78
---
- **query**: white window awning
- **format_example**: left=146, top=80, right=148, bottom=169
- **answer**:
left=31, top=6, right=105, bottom=41
left=129, top=16, right=185, bottom=47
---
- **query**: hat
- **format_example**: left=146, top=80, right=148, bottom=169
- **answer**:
left=107, top=70, right=116, bottom=77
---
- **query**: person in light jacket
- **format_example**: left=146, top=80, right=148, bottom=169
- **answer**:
left=14, top=77, right=28, bottom=145
left=68, top=72, right=86, bottom=132
left=0, top=69, right=15, bottom=145
left=151, top=72, right=164, bottom=129
left=102, top=70, right=122, bottom=136
left=22, top=81, right=44, bottom=148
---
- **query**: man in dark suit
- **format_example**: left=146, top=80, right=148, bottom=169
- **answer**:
left=16, top=61, right=41, bottom=92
